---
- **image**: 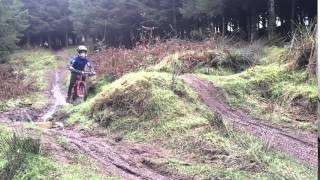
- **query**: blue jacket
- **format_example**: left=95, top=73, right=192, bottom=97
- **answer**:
left=69, top=56, right=93, bottom=71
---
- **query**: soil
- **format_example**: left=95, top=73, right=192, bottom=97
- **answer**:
left=43, top=128, right=189, bottom=180
left=0, top=106, right=43, bottom=123
left=181, top=74, right=317, bottom=168
left=0, top=50, right=190, bottom=179
left=0, top=50, right=317, bottom=179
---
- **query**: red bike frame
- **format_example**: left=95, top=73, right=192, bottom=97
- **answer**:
left=72, top=71, right=94, bottom=102
left=76, top=75, right=86, bottom=97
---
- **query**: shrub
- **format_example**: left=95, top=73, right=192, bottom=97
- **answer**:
left=218, top=50, right=253, bottom=72
left=90, top=39, right=217, bottom=78
left=154, top=51, right=227, bottom=74
left=0, top=64, right=35, bottom=100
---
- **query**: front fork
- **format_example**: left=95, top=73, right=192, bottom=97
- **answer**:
left=73, top=75, right=86, bottom=100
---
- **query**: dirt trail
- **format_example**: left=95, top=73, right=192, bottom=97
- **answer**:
left=41, top=49, right=69, bottom=120
left=0, top=50, right=68, bottom=122
left=0, top=50, right=188, bottom=179
left=42, top=69, right=67, bottom=120
left=181, top=74, right=317, bottom=168
left=0, top=107, right=43, bottom=122
left=43, top=128, right=187, bottom=180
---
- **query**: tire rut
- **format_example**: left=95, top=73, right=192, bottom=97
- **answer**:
left=181, top=74, right=317, bottom=168
left=47, top=128, right=186, bottom=180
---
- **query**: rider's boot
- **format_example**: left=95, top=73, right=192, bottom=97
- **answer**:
left=66, top=96, right=72, bottom=103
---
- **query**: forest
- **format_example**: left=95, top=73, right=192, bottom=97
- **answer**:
left=0, top=0, right=317, bottom=55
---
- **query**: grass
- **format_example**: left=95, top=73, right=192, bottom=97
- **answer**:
left=62, top=71, right=193, bottom=128
left=152, top=53, right=182, bottom=73
left=196, top=46, right=317, bottom=130
left=90, top=71, right=200, bottom=127
left=61, top=102, right=94, bottom=129
left=12, top=41, right=310, bottom=179
left=0, top=49, right=64, bottom=111
left=59, top=76, right=112, bottom=129
left=10, top=50, right=60, bottom=90
left=0, top=124, right=112, bottom=179
left=164, top=124, right=316, bottom=180
left=167, top=159, right=261, bottom=179
left=60, top=68, right=316, bottom=179
left=62, top=46, right=77, bottom=58
left=227, top=127, right=316, bottom=180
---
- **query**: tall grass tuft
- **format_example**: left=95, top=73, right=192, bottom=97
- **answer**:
left=287, top=22, right=317, bottom=78
left=0, top=134, right=40, bottom=179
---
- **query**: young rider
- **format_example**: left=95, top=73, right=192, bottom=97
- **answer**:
left=66, top=45, right=96, bottom=103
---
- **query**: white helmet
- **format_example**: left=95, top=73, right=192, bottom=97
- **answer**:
left=77, top=45, right=88, bottom=59
left=77, top=45, right=88, bottom=53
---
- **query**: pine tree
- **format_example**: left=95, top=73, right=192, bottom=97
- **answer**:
left=0, top=0, right=28, bottom=62
left=22, top=0, right=72, bottom=48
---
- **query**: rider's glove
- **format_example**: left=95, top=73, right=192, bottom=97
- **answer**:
left=69, top=66, right=75, bottom=72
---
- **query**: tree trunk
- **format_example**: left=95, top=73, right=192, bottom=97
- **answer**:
left=48, top=34, right=52, bottom=49
left=172, top=0, right=177, bottom=33
left=268, top=0, right=276, bottom=39
left=250, top=9, right=256, bottom=42
left=246, top=13, right=251, bottom=41
left=65, top=31, right=69, bottom=48
left=222, top=16, right=226, bottom=36
left=316, top=31, right=319, bottom=104
left=291, top=0, right=296, bottom=31
left=26, top=32, right=31, bottom=48
left=103, top=20, right=107, bottom=42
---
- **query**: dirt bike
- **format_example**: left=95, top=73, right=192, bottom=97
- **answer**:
left=71, top=71, right=95, bottom=104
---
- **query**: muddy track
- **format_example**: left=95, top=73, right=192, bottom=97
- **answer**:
left=181, top=74, right=317, bottom=168
left=0, top=50, right=189, bottom=180
left=45, top=128, right=188, bottom=180
left=0, top=107, right=43, bottom=123
left=0, top=50, right=68, bottom=123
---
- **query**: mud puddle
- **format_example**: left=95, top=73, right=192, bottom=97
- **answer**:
left=42, top=70, right=66, bottom=120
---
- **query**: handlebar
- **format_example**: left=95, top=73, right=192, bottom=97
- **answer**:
left=71, top=69, right=96, bottom=76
